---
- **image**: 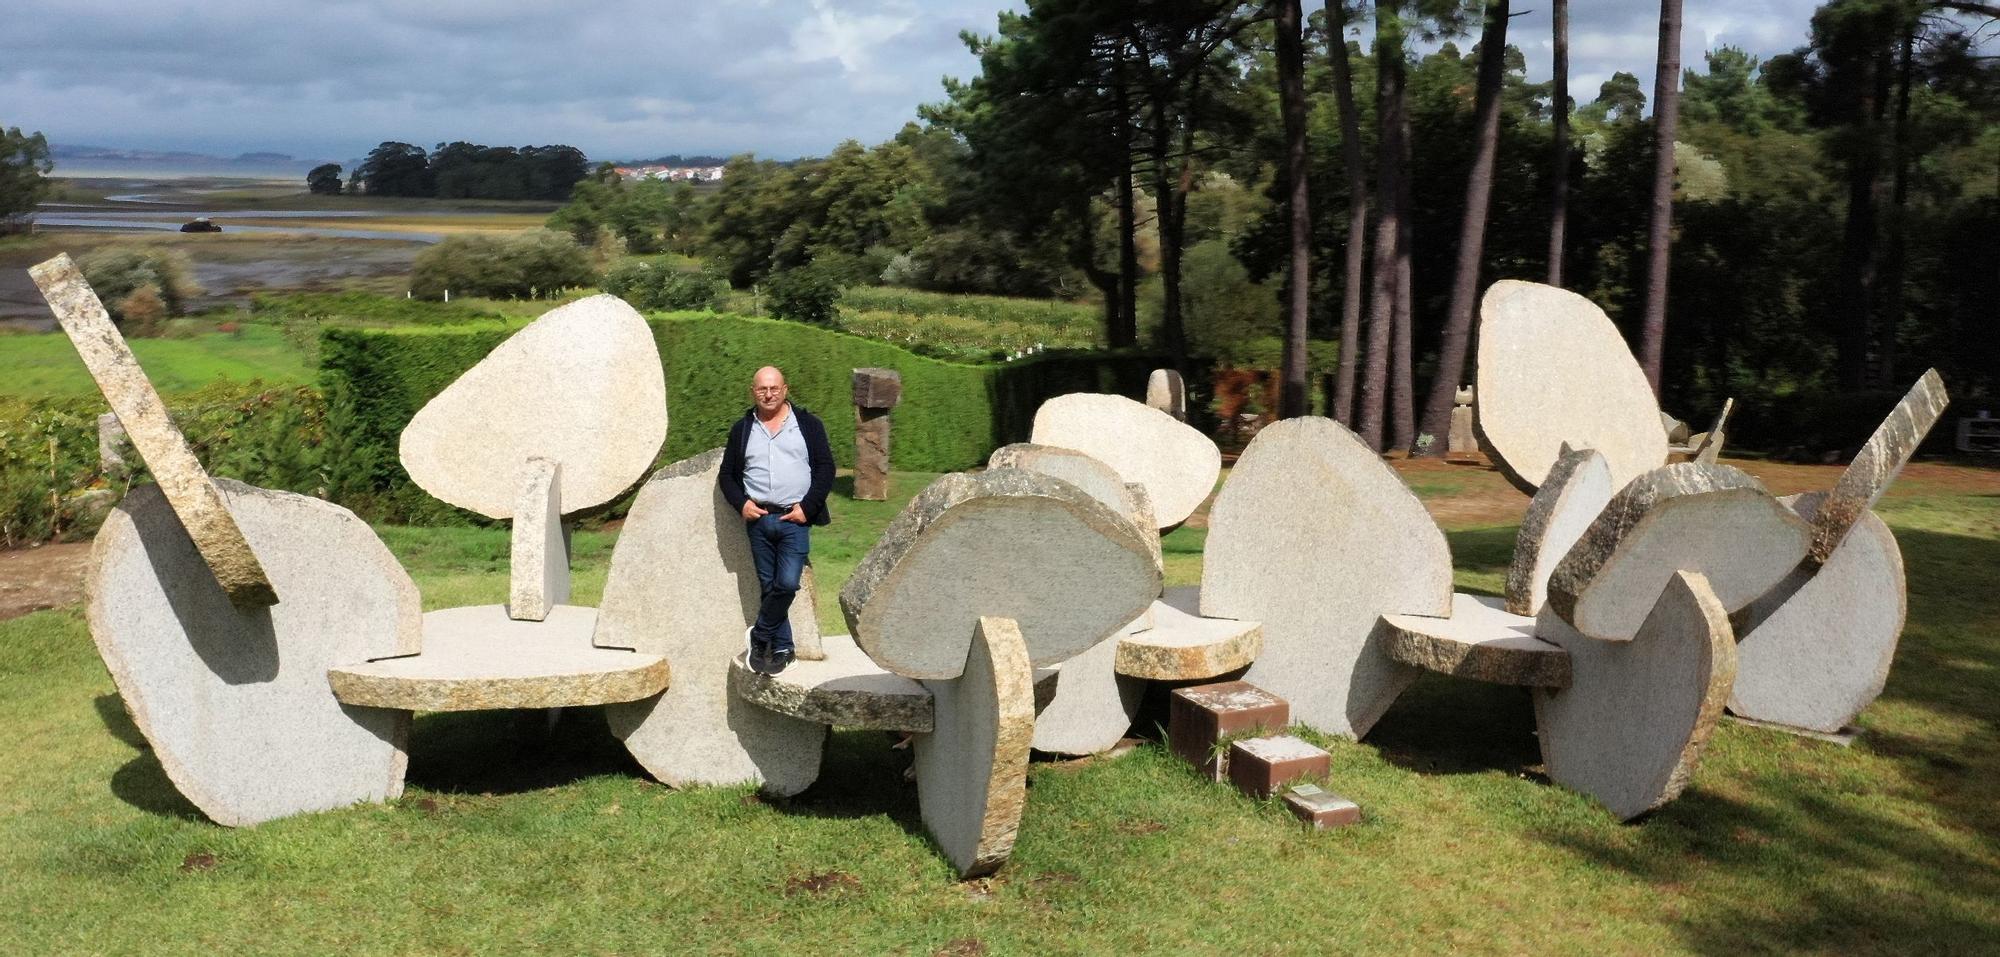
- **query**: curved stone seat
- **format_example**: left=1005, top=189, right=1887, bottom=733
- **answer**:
left=1115, top=599, right=1262, bottom=682
left=1379, top=594, right=1572, bottom=688
left=729, top=634, right=934, bottom=732
left=328, top=605, right=669, bottom=711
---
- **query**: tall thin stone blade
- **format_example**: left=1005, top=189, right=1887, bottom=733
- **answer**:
left=1809, top=370, right=1948, bottom=564
left=31, top=253, right=275, bottom=608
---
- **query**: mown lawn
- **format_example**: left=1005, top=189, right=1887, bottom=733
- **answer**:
left=0, top=324, right=313, bottom=399
left=1, top=464, right=1995, bottom=955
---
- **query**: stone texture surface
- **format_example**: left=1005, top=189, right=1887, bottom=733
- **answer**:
left=985, top=443, right=1162, bottom=573
left=34, top=254, right=275, bottom=608
left=1447, top=403, right=1479, bottom=456
left=853, top=410, right=892, bottom=501
left=399, top=294, right=666, bottom=520
left=1202, top=417, right=1453, bottom=738
left=1662, top=412, right=1691, bottom=445
left=328, top=605, right=667, bottom=711
left=1145, top=368, right=1186, bottom=420
left=1115, top=598, right=1263, bottom=682
left=1380, top=593, right=1572, bottom=688
left=88, top=480, right=420, bottom=827
left=1030, top=392, right=1221, bottom=529
left=1283, top=783, right=1361, bottom=829
left=1730, top=493, right=1906, bottom=733
left=1169, top=681, right=1290, bottom=780
left=508, top=458, right=568, bottom=622
left=790, top=564, right=825, bottom=661
left=1228, top=734, right=1331, bottom=799
left=729, top=634, right=932, bottom=732
left=1809, top=369, right=1949, bottom=565
left=1474, top=279, right=1668, bottom=493
left=1029, top=625, right=1141, bottom=756
left=840, top=468, right=1160, bottom=679
left=1547, top=463, right=1810, bottom=642
left=597, top=449, right=827, bottom=796
left=1533, top=570, right=1736, bottom=822
left=1506, top=446, right=1614, bottom=616
left=852, top=367, right=904, bottom=409
left=98, top=412, right=129, bottom=472
left=915, top=616, right=1036, bottom=879
left=1691, top=398, right=1735, bottom=465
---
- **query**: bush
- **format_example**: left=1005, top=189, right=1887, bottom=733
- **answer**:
left=600, top=260, right=723, bottom=312
left=764, top=265, right=843, bottom=325
left=409, top=229, right=595, bottom=300
left=77, top=246, right=201, bottom=329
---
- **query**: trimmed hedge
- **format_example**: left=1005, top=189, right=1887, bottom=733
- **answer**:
left=319, top=312, right=1166, bottom=524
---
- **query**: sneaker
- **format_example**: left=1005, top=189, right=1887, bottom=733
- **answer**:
left=746, top=626, right=770, bottom=675
left=768, top=649, right=794, bottom=676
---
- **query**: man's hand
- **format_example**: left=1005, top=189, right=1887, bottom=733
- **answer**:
left=741, top=500, right=768, bottom=521
left=780, top=504, right=807, bottom=524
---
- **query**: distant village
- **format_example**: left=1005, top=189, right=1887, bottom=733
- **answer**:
left=611, top=164, right=726, bottom=183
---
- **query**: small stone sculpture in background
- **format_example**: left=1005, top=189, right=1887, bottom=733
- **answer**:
left=852, top=367, right=902, bottom=501
left=1145, top=368, right=1186, bottom=421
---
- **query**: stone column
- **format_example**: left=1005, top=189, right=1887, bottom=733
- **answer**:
left=1446, top=386, right=1479, bottom=460
left=852, top=368, right=902, bottom=501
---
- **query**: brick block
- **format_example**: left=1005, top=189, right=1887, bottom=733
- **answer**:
left=1168, top=681, right=1288, bottom=780
left=851, top=368, right=903, bottom=410
left=1283, top=783, right=1360, bottom=829
left=1226, top=734, right=1329, bottom=799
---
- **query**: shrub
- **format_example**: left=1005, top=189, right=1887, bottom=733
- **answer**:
left=409, top=229, right=595, bottom=300
left=601, top=260, right=723, bottom=312
left=764, top=265, right=843, bottom=325
left=77, top=246, right=201, bottom=328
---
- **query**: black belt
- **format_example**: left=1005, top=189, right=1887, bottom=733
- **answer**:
left=757, top=501, right=796, bottom=514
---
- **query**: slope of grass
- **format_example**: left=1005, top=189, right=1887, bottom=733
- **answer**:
left=1, top=468, right=1995, bottom=954
left=0, top=324, right=313, bottom=399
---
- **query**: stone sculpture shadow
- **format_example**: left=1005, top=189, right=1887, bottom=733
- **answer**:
left=130, top=499, right=278, bottom=685
left=403, top=707, right=642, bottom=796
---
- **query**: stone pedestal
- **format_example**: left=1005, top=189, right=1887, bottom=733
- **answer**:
left=1227, top=734, right=1330, bottom=799
left=1168, top=680, right=1288, bottom=780
left=852, top=368, right=902, bottom=502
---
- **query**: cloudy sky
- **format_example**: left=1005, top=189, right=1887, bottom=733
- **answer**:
left=2, top=1, right=1874, bottom=165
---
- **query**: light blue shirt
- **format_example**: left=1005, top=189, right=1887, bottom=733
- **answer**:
left=743, top=407, right=811, bottom=505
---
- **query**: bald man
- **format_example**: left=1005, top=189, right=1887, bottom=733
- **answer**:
left=717, top=366, right=835, bottom=675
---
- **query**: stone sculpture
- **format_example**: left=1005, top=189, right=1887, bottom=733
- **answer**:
left=1031, top=392, right=1221, bottom=529
left=1505, top=445, right=1614, bottom=616
left=852, top=367, right=902, bottom=501
left=1145, top=368, right=1186, bottom=420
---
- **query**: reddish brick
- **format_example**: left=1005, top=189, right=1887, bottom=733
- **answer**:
left=1283, top=783, right=1361, bottom=829
left=1168, top=681, right=1289, bottom=780
left=1226, top=734, right=1329, bottom=799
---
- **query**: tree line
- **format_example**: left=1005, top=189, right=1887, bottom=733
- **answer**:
left=317, top=141, right=591, bottom=200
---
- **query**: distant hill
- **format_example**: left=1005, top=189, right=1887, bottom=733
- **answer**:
left=613, top=154, right=733, bottom=167
left=49, top=144, right=335, bottom=178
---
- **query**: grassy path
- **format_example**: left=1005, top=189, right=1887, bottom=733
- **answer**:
left=0, top=465, right=1995, bottom=954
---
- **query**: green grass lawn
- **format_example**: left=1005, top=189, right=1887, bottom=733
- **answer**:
left=1, top=470, right=1996, bottom=954
left=0, top=324, right=313, bottom=399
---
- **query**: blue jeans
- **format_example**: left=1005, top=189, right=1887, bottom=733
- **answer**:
left=746, top=514, right=809, bottom=655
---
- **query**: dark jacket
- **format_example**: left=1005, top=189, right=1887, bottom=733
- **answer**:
left=718, top=404, right=835, bottom=526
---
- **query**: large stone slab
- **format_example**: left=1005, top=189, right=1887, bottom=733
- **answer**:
left=1505, top=446, right=1614, bottom=616
left=88, top=480, right=420, bottom=827
left=915, top=616, right=1036, bottom=879
left=1030, top=620, right=1143, bottom=756
left=1730, top=493, right=1905, bottom=733
left=1809, top=369, right=1948, bottom=564
left=987, top=442, right=1162, bottom=573
left=1202, top=417, right=1454, bottom=739
left=1380, top=593, right=1571, bottom=688
left=328, top=605, right=667, bottom=711
left=1474, top=279, right=1668, bottom=493
left=1547, top=463, right=1810, bottom=642
left=597, top=449, right=826, bottom=796
left=1030, top=392, right=1221, bottom=529
left=33, top=254, right=275, bottom=608
left=789, top=564, right=825, bottom=661
left=1533, top=571, right=1735, bottom=821
left=853, top=410, right=892, bottom=501
left=399, top=294, right=667, bottom=520
left=840, top=468, right=1160, bottom=680
left=728, top=633, right=932, bottom=732
left=1115, top=599, right=1263, bottom=682
left=508, top=458, right=569, bottom=622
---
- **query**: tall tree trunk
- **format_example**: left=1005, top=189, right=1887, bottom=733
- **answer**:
left=1325, top=0, right=1367, bottom=425
left=1548, top=0, right=1570, bottom=286
left=1113, top=42, right=1140, bottom=348
left=1152, top=98, right=1190, bottom=369
left=1415, top=0, right=1509, bottom=455
left=1880, top=22, right=1916, bottom=388
left=1836, top=42, right=1892, bottom=390
left=1637, top=0, right=1683, bottom=394
left=1390, top=81, right=1417, bottom=452
left=1357, top=2, right=1405, bottom=452
left=1276, top=0, right=1313, bottom=418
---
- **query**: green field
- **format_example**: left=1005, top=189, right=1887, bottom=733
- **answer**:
left=0, top=324, right=313, bottom=399
left=1, top=464, right=1995, bottom=955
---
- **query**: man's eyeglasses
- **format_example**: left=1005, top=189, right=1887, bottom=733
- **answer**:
left=753, top=387, right=785, bottom=395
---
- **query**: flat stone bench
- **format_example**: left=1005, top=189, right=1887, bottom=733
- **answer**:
left=1377, top=593, right=1572, bottom=688
left=328, top=604, right=669, bottom=711
left=727, top=634, right=934, bottom=732
left=1114, top=585, right=1262, bottom=682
